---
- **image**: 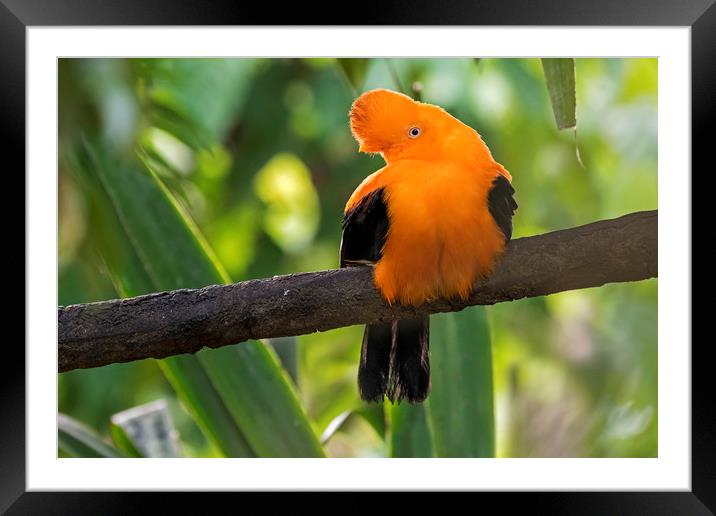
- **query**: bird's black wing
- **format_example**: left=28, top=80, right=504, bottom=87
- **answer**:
left=340, top=187, right=389, bottom=268
left=487, top=175, right=518, bottom=241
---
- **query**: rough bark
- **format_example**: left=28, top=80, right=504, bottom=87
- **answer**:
left=59, top=210, right=657, bottom=373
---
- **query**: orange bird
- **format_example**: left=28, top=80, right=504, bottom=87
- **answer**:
left=340, top=88, right=517, bottom=403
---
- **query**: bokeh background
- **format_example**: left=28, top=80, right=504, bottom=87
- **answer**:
left=58, top=58, right=657, bottom=458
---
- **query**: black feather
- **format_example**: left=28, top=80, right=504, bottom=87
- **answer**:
left=340, top=188, right=389, bottom=267
left=358, top=322, right=393, bottom=403
left=388, top=316, right=431, bottom=403
left=487, top=175, right=518, bottom=241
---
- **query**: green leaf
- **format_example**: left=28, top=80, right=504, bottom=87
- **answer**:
left=541, top=58, right=577, bottom=130
left=135, top=58, right=258, bottom=149
left=197, top=343, right=325, bottom=457
left=110, top=400, right=182, bottom=457
left=147, top=103, right=214, bottom=151
left=427, top=308, right=495, bottom=457
left=356, top=403, right=387, bottom=439
left=390, top=402, right=433, bottom=457
left=58, top=413, right=126, bottom=458
left=157, top=356, right=255, bottom=457
left=337, top=59, right=370, bottom=93
left=109, top=423, right=144, bottom=458
left=268, top=336, right=299, bottom=385
left=320, top=411, right=352, bottom=444
left=320, top=404, right=387, bottom=445
left=68, top=143, right=255, bottom=458
left=84, top=140, right=324, bottom=457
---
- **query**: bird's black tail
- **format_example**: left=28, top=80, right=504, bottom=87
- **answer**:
left=358, top=316, right=431, bottom=403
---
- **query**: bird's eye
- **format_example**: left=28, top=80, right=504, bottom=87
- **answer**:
left=408, top=127, right=421, bottom=138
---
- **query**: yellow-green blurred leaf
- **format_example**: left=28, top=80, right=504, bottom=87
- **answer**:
left=542, top=58, right=577, bottom=130
left=254, top=153, right=320, bottom=254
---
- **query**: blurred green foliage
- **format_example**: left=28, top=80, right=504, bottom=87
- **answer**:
left=59, top=58, right=657, bottom=458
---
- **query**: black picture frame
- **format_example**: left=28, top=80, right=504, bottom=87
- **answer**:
left=6, top=0, right=708, bottom=512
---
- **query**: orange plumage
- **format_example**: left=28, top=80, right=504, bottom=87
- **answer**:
left=341, top=88, right=517, bottom=403
left=347, top=88, right=513, bottom=305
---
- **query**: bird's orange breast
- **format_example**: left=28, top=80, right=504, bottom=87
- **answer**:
left=371, top=159, right=506, bottom=306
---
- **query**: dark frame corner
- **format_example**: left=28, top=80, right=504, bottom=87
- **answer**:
left=6, top=0, right=709, bottom=512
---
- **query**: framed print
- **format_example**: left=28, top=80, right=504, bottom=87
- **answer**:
left=5, top=0, right=710, bottom=512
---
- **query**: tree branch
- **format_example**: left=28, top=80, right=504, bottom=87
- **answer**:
left=59, top=210, right=657, bottom=373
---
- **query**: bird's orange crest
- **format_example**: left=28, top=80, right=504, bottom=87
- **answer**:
left=349, top=88, right=510, bottom=182
left=349, top=89, right=419, bottom=155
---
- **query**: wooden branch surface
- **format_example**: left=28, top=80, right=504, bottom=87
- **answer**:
left=59, top=210, right=657, bottom=372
